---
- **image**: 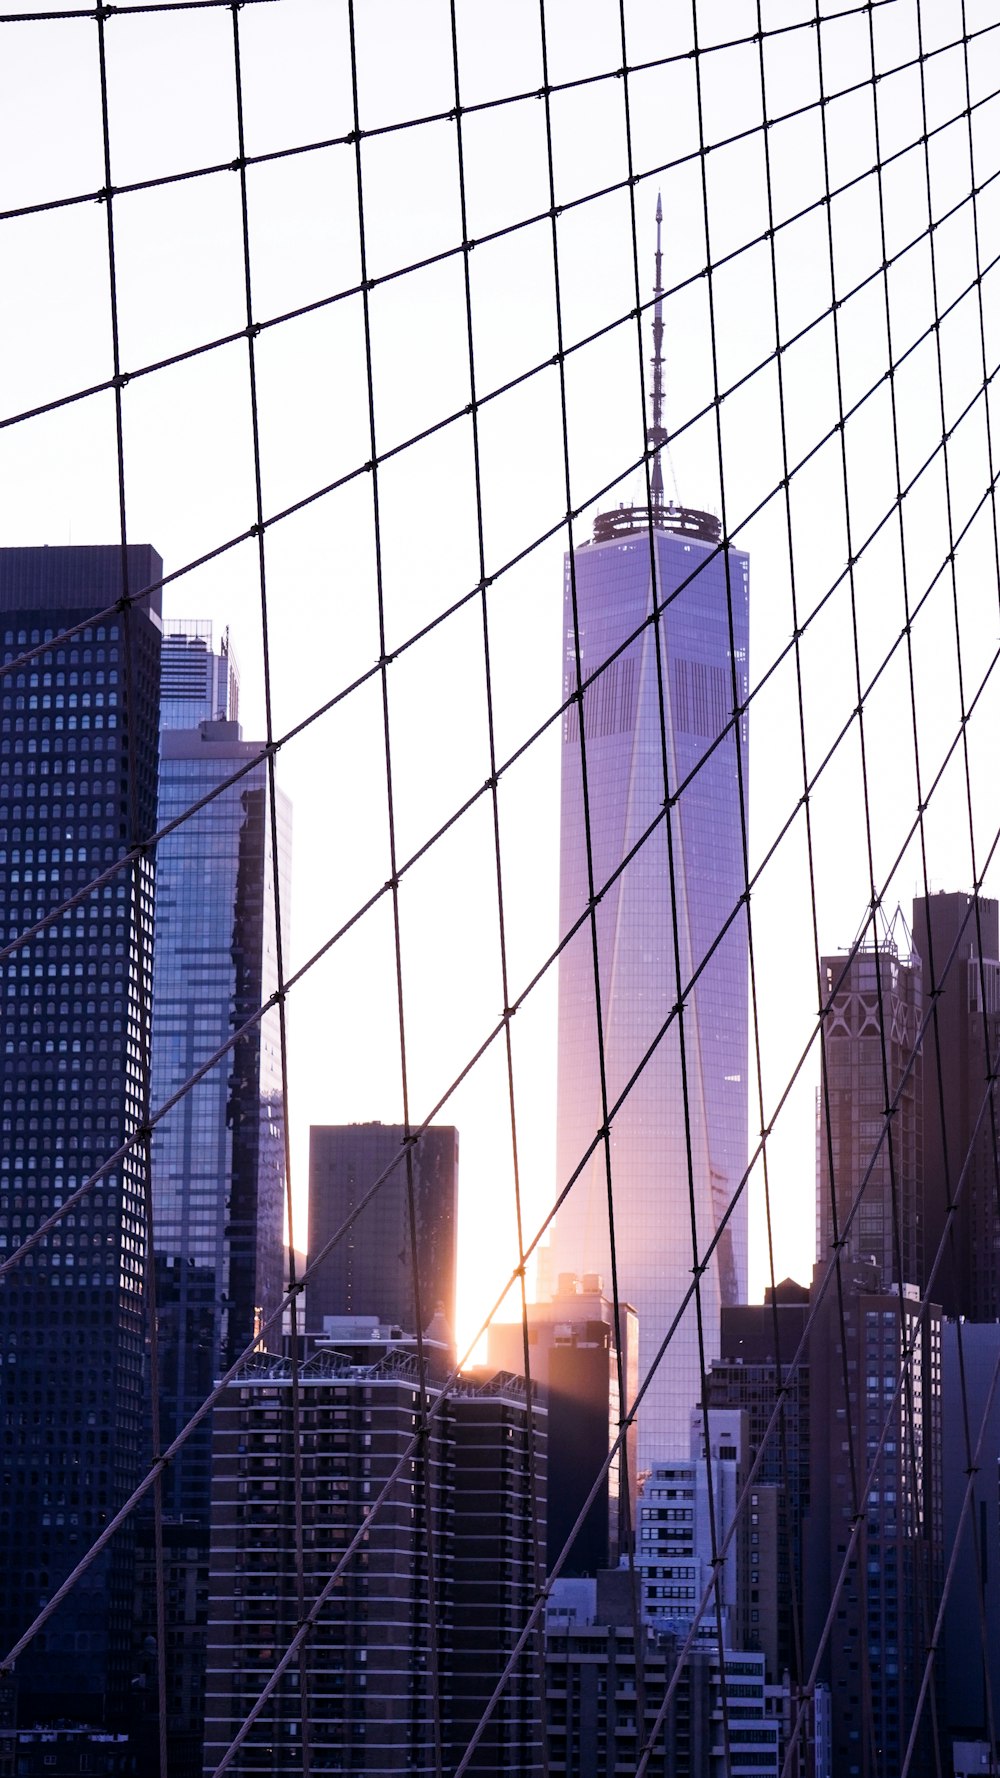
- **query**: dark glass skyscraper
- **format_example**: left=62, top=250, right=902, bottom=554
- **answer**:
left=306, top=1123, right=459, bottom=1336
left=151, top=700, right=291, bottom=1521
left=0, top=545, right=162, bottom=1720
left=817, top=930, right=922, bottom=1289
left=549, top=210, right=750, bottom=1466
left=912, top=891, right=1000, bottom=1318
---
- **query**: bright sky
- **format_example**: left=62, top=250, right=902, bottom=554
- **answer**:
left=2, top=0, right=999, bottom=1355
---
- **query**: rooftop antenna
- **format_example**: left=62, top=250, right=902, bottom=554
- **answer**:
left=648, top=192, right=667, bottom=510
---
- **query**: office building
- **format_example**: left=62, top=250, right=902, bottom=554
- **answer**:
left=912, top=892, right=1000, bottom=1318
left=306, top=1123, right=459, bottom=1337
left=803, top=1266, right=942, bottom=1778
left=487, top=1270, right=638, bottom=1576
left=159, top=620, right=238, bottom=731
left=941, top=1321, right=1000, bottom=1749
left=203, top=1333, right=547, bottom=1775
left=0, top=545, right=162, bottom=1721
left=817, top=926, right=922, bottom=1288
left=708, top=1283, right=811, bottom=1682
left=635, top=1408, right=748, bottom=1651
left=549, top=206, right=750, bottom=1465
left=147, top=662, right=290, bottom=1774
left=151, top=703, right=291, bottom=1518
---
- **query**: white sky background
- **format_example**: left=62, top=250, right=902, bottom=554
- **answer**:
left=2, top=0, right=1000, bottom=1356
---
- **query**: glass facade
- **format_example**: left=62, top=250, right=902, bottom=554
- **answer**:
left=306, top=1122, right=459, bottom=1337
left=551, top=512, right=750, bottom=1467
left=151, top=719, right=291, bottom=1521
left=159, top=621, right=239, bottom=732
left=818, top=940, right=922, bottom=1289
left=0, top=544, right=163, bottom=1720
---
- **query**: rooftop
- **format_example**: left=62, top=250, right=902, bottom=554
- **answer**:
left=589, top=502, right=722, bottom=546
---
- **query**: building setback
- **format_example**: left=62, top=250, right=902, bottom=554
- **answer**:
left=158, top=619, right=239, bottom=732
left=203, top=1337, right=547, bottom=1775
left=549, top=208, right=750, bottom=1467
left=487, top=1270, right=638, bottom=1577
left=0, top=545, right=162, bottom=1722
left=306, top=1123, right=459, bottom=1337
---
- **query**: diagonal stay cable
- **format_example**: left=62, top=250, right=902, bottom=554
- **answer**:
left=0, top=0, right=939, bottom=235
left=447, top=3, right=549, bottom=1760
left=227, top=1, right=312, bottom=1761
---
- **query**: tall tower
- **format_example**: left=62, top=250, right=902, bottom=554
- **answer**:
left=0, top=545, right=162, bottom=1721
left=911, top=890, right=1000, bottom=1318
left=817, top=924, right=922, bottom=1289
left=151, top=685, right=291, bottom=1520
left=550, top=207, right=750, bottom=1467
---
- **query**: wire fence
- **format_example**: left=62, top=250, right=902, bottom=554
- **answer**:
left=1, top=1, right=1000, bottom=1774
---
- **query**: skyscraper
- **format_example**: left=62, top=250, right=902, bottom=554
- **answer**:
left=138, top=639, right=290, bottom=1772
left=803, top=1266, right=942, bottom=1778
left=550, top=206, right=750, bottom=1466
left=203, top=1333, right=547, bottom=1775
left=817, top=927, right=922, bottom=1289
left=159, top=619, right=239, bottom=732
left=151, top=692, right=291, bottom=1521
left=306, top=1123, right=459, bottom=1337
left=911, top=891, right=1000, bottom=1318
left=0, top=545, right=163, bottom=1721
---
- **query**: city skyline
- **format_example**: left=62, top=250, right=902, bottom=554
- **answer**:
left=9, top=5, right=996, bottom=1355
left=2, top=5, right=1000, bottom=1769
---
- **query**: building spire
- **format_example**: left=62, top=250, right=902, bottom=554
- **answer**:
left=648, top=192, right=667, bottom=508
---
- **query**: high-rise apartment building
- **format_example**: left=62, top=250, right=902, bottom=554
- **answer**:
left=817, top=930, right=923, bottom=1288
left=306, top=1123, right=459, bottom=1337
left=203, top=1333, right=547, bottom=1774
left=0, top=545, right=162, bottom=1720
left=912, top=892, right=1000, bottom=1317
left=545, top=1568, right=780, bottom=1778
left=488, top=1270, right=638, bottom=1577
left=151, top=705, right=291, bottom=1520
left=550, top=210, right=750, bottom=1465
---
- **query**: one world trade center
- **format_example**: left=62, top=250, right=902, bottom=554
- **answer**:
left=550, top=202, right=750, bottom=1470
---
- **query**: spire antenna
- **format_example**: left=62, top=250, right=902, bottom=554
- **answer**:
left=648, top=191, right=667, bottom=509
